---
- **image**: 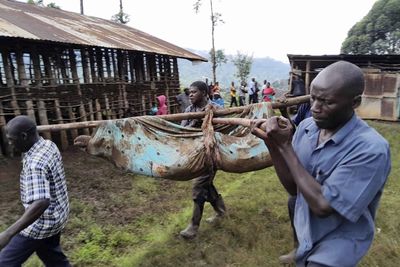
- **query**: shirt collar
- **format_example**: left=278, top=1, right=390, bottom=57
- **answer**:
left=304, top=113, right=359, bottom=146
left=24, top=136, right=45, bottom=158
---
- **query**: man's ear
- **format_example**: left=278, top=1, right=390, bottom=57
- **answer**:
left=352, top=95, right=362, bottom=109
left=21, top=132, right=28, bottom=141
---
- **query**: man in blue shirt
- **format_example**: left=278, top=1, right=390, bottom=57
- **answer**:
left=252, top=61, right=391, bottom=267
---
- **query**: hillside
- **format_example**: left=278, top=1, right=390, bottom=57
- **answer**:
left=178, top=49, right=290, bottom=91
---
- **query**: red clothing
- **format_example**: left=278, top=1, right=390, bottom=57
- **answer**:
left=262, top=87, right=275, bottom=102
left=156, top=95, right=168, bottom=115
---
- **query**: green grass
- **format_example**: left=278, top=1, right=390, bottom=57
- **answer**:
left=0, top=120, right=396, bottom=267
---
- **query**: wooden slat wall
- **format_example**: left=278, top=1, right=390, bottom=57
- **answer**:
left=0, top=41, right=182, bottom=156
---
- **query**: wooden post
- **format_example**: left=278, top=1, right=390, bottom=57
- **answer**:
left=305, top=60, right=311, bottom=94
left=104, top=94, right=112, bottom=120
left=88, top=100, right=94, bottom=121
left=128, top=51, right=135, bottom=82
left=141, top=94, right=146, bottom=115
left=80, top=48, right=91, bottom=83
left=104, top=48, right=112, bottom=79
left=37, top=100, right=51, bottom=139
left=2, top=50, right=21, bottom=115
left=16, top=50, right=36, bottom=122
left=111, top=49, right=119, bottom=80
left=95, top=48, right=104, bottom=83
left=67, top=105, right=78, bottom=140
left=54, top=99, right=68, bottom=150
left=95, top=99, right=102, bottom=120
left=88, top=48, right=97, bottom=83
left=0, top=101, right=11, bottom=156
left=69, top=49, right=89, bottom=135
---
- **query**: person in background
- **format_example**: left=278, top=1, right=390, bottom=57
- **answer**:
left=262, top=81, right=276, bottom=102
left=180, top=81, right=226, bottom=239
left=156, top=95, right=168, bottom=115
left=229, top=81, right=238, bottom=107
left=176, top=88, right=191, bottom=113
left=0, top=116, right=70, bottom=266
left=212, top=92, right=225, bottom=108
left=239, top=81, right=247, bottom=106
left=252, top=61, right=391, bottom=266
left=212, top=81, right=221, bottom=99
left=248, top=77, right=259, bottom=104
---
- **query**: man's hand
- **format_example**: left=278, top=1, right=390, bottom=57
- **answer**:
left=251, top=116, right=293, bottom=149
left=0, top=231, right=12, bottom=251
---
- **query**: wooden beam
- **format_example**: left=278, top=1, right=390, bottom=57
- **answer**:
left=37, top=95, right=310, bottom=132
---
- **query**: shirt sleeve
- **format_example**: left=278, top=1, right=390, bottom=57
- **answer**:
left=24, top=164, right=51, bottom=204
left=321, top=142, right=390, bottom=223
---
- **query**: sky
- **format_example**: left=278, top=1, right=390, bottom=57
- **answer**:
left=23, top=0, right=377, bottom=63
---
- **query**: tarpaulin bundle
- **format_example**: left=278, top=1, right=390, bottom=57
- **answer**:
left=75, top=102, right=274, bottom=181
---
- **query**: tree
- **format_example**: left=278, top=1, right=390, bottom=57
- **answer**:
left=232, top=52, right=253, bottom=85
left=27, top=0, right=60, bottom=9
left=210, top=49, right=227, bottom=71
left=341, top=0, right=400, bottom=54
left=112, top=0, right=130, bottom=24
left=194, top=0, right=224, bottom=83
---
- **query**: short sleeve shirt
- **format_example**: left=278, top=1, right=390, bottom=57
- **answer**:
left=292, top=115, right=391, bottom=267
left=20, top=137, right=70, bottom=239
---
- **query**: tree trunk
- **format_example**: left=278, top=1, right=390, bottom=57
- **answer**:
left=80, top=0, right=84, bottom=15
left=210, top=0, right=216, bottom=84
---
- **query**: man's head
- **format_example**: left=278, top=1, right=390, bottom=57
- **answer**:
left=310, top=60, right=365, bottom=130
left=6, top=115, right=39, bottom=152
left=184, top=87, right=189, bottom=95
left=189, top=81, right=209, bottom=106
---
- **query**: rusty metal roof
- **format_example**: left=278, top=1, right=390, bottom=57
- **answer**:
left=0, top=0, right=207, bottom=61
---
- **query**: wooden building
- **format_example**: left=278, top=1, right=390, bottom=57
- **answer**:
left=0, top=0, right=206, bottom=156
left=287, top=54, right=400, bottom=121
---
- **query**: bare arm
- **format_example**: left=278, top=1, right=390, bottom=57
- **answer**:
left=252, top=116, right=333, bottom=217
left=0, top=199, right=50, bottom=250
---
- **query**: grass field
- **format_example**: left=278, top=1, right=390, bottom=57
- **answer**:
left=0, top=120, right=399, bottom=267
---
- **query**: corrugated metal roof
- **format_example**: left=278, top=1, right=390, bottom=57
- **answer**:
left=0, top=0, right=207, bottom=61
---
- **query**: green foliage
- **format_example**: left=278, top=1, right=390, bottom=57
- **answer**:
left=232, top=51, right=253, bottom=85
left=112, top=0, right=130, bottom=24
left=341, top=0, right=400, bottom=54
left=27, top=0, right=60, bottom=9
left=210, top=49, right=228, bottom=68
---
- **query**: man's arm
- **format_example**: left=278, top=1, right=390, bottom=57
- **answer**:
left=252, top=117, right=333, bottom=217
left=0, top=199, right=50, bottom=250
left=252, top=120, right=297, bottom=195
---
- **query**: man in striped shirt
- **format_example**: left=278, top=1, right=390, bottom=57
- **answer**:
left=0, top=116, right=70, bottom=266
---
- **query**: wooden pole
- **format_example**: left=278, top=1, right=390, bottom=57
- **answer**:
left=54, top=99, right=68, bottom=150
left=37, top=95, right=310, bottom=132
left=37, top=100, right=51, bottom=139
left=16, top=50, right=36, bottom=122
left=81, top=49, right=90, bottom=83
left=69, top=49, right=90, bottom=135
left=33, top=51, right=52, bottom=141
left=2, top=50, right=21, bottom=115
left=305, top=60, right=311, bottom=94
left=0, top=102, right=11, bottom=156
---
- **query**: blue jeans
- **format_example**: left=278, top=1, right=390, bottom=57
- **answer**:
left=0, top=233, right=70, bottom=267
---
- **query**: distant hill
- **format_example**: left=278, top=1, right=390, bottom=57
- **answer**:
left=178, top=49, right=291, bottom=92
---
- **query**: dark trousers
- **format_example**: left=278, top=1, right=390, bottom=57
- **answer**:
left=239, top=96, right=245, bottom=106
left=0, top=233, right=70, bottom=267
left=288, top=195, right=298, bottom=245
left=249, top=94, right=258, bottom=104
left=230, top=96, right=238, bottom=107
